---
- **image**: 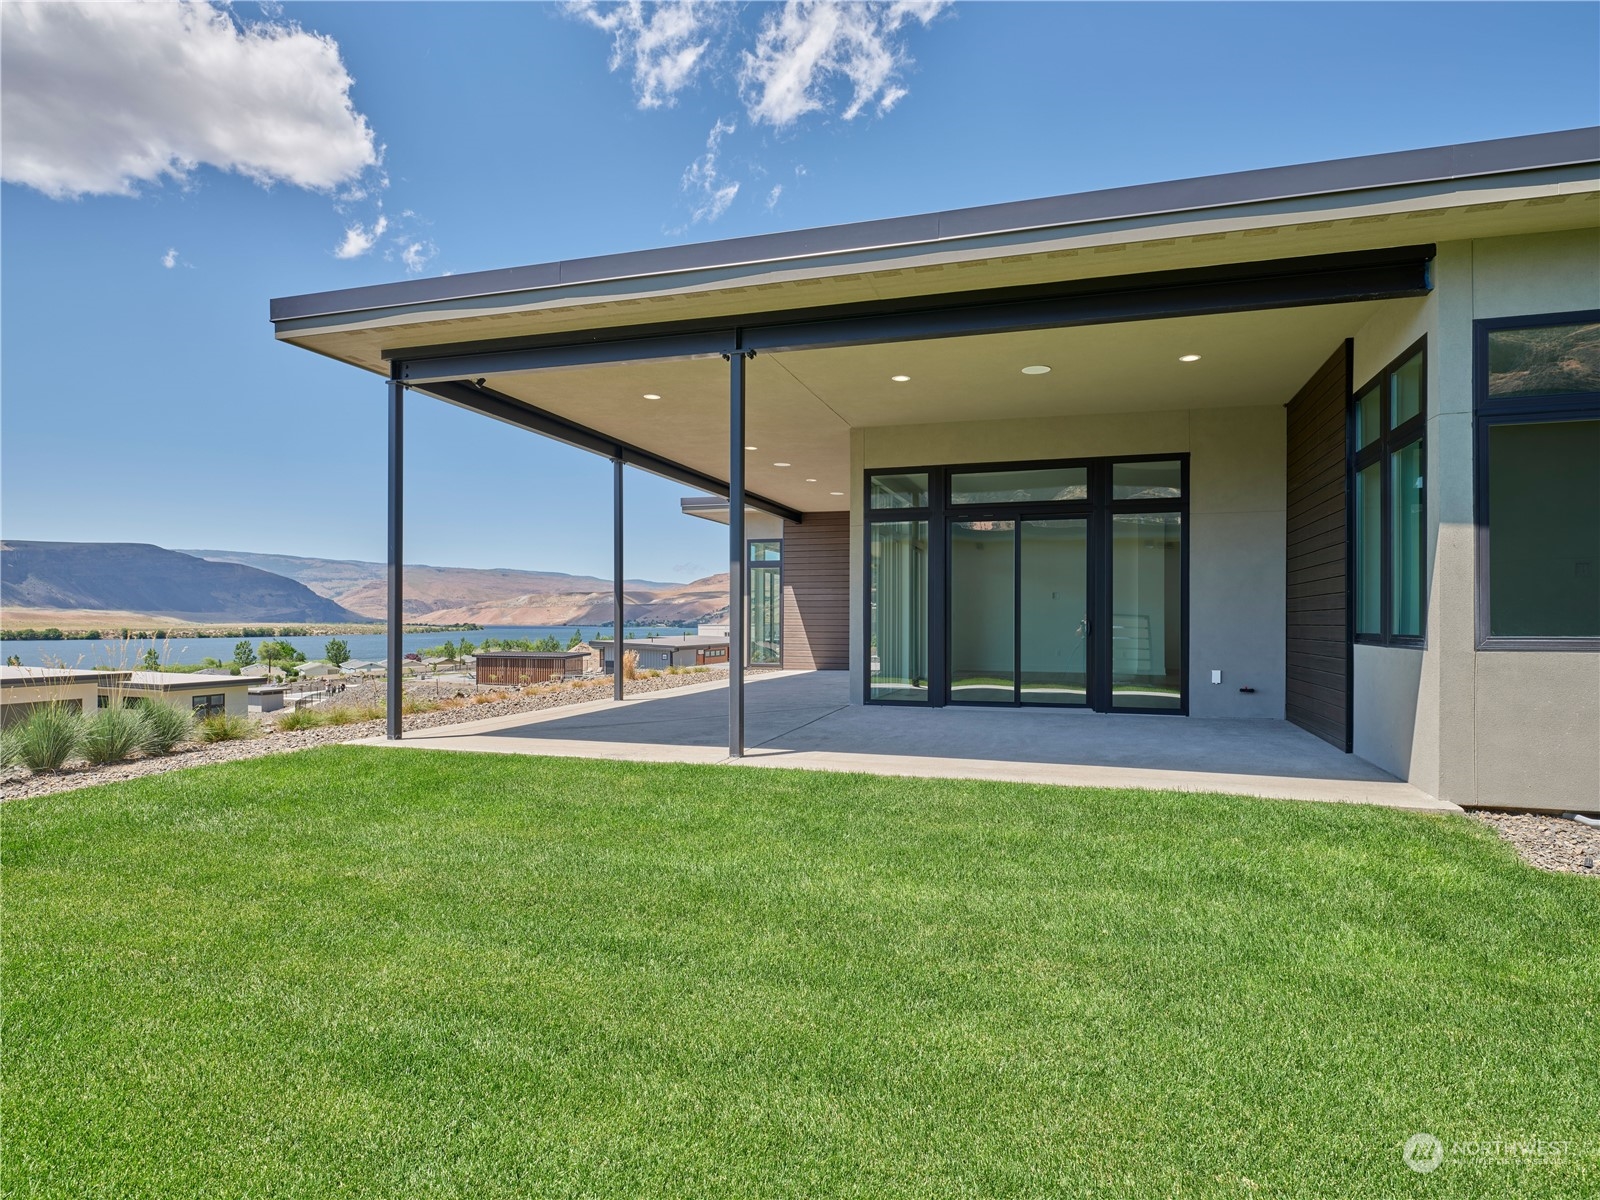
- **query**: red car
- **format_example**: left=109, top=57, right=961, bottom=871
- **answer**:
left=403, top=652, right=422, bottom=662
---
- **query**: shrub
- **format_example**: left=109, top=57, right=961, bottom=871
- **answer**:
left=276, top=707, right=327, bottom=731
left=81, top=706, right=147, bottom=765
left=196, top=713, right=258, bottom=743
left=321, top=704, right=383, bottom=726
left=0, top=725, right=21, bottom=769
left=621, top=650, right=640, bottom=682
left=13, top=705, right=82, bottom=771
left=137, top=703, right=194, bottom=755
left=401, top=695, right=439, bottom=715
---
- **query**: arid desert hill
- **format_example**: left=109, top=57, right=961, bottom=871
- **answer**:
left=1, top=542, right=367, bottom=624
left=183, top=549, right=724, bottom=626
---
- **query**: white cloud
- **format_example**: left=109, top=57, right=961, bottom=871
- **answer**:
left=740, top=1, right=947, bottom=128
left=682, top=118, right=739, bottom=223
left=1, top=1, right=377, bottom=199
left=161, top=247, right=179, bottom=269
left=334, top=215, right=388, bottom=260
left=400, top=240, right=437, bottom=274
left=565, top=1, right=721, bottom=109
left=766, top=184, right=783, bottom=210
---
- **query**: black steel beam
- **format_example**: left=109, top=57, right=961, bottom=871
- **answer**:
left=743, top=258, right=1432, bottom=355
left=383, top=246, right=1434, bottom=377
left=386, top=368, right=404, bottom=740
left=399, top=331, right=732, bottom=385
left=413, top=378, right=803, bottom=525
left=613, top=459, right=624, bottom=703
left=728, top=349, right=747, bottom=759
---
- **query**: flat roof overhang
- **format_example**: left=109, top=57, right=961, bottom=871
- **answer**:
left=270, top=129, right=1598, bottom=515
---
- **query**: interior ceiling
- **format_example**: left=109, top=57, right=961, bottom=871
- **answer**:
left=478, top=299, right=1386, bottom=514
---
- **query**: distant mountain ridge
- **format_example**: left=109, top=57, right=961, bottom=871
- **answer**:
left=1, top=542, right=368, bottom=624
left=2, top=542, right=727, bottom=629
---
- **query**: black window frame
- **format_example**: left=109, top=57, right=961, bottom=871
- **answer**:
left=191, top=693, right=228, bottom=718
left=862, top=454, right=1189, bottom=714
left=1473, top=309, right=1600, bottom=651
left=1351, top=337, right=1428, bottom=648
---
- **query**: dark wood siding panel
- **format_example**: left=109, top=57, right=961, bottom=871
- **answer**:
left=782, top=512, right=850, bottom=670
left=1285, top=342, right=1351, bottom=750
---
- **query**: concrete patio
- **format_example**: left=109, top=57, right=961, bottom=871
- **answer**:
left=353, top=671, right=1455, bottom=811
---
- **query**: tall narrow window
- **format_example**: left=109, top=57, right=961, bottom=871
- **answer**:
left=747, top=540, right=782, bottom=666
left=868, top=520, right=929, bottom=701
left=1353, top=342, right=1427, bottom=645
left=1475, top=313, right=1600, bottom=647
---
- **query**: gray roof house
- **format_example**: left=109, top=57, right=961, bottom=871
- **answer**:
left=271, top=128, right=1600, bottom=813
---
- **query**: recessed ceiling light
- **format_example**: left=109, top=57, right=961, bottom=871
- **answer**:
left=891, top=374, right=911, bottom=382
left=829, top=491, right=844, bottom=496
left=745, top=445, right=757, bottom=451
left=1179, top=354, right=1202, bottom=363
left=642, top=393, right=661, bottom=400
left=773, top=462, right=791, bottom=467
left=805, top=478, right=818, bottom=483
left=1021, top=364, right=1051, bottom=375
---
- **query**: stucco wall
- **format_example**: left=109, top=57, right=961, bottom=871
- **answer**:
left=1352, top=228, right=1600, bottom=809
left=850, top=404, right=1288, bottom=717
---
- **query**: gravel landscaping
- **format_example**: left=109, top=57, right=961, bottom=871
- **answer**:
left=0, top=668, right=728, bottom=802
left=1471, top=810, right=1598, bottom=876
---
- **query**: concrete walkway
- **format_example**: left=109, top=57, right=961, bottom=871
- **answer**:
left=351, top=670, right=1455, bottom=811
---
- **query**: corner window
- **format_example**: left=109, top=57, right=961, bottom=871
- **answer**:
left=1353, top=342, right=1427, bottom=645
left=1475, top=313, right=1600, bottom=648
left=191, top=693, right=227, bottom=718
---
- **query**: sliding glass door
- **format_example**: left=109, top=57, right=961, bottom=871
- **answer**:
left=1020, top=519, right=1090, bottom=705
left=866, top=456, right=1186, bottom=714
left=949, top=520, right=1015, bottom=701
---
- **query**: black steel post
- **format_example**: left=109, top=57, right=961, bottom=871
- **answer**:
left=728, top=348, right=747, bottom=757
left=387, top=366, right=404, bottom=740
left=613, top=458, right=625, bottom=702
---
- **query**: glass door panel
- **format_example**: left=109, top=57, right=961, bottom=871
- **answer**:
left=1020, top=519, right=1089, bottom=705
left=949, top=520, right=1016, bottom=702
left=1109, top=512, right=1183, bottom=710
left=869, top=521, right=929, bottom=701
left=748, top=563, right=781, bottom=665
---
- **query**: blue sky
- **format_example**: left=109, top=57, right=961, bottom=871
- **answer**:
left=3, top=1, right=1596, bottom=582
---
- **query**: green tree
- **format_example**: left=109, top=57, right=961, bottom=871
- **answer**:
left=531, top=635, right=562, bottom=653
left=324, top=638, right=351, bottom=668
left=457, top=638, right=476, bottom=659
left=258, top=640, right=305, bottom=675
left=5, top=655, right=20, bottom=667
left=140, top=648, right=161, bottom=671
left=232, top=640, right=257, bottom=669
left=567, top=629, right=584, bottom=649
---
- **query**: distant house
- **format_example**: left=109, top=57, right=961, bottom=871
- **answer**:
left=474, top=651, right=590, bottom=686
left=594, top=637, right=729, bottom=674
left=0, top=667, right=131, bottom=728
left=102, top=672, right=251, bottom=719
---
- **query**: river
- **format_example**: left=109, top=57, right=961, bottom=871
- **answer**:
left=0, top=626, right=698, bottom=670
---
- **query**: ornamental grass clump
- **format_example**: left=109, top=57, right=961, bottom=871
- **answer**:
left=80, top=705, right=146, bottom=765
left=0, top=724, right=22, bottom=769
left=621, top=650, right=640, bottom=682
left=13, top=704, right=83, bottom=771
left=196, top=713, right=258, bottom=743
left=275, top=707, right=327, bottom=731
left=137, top=703, right=194, bottom=755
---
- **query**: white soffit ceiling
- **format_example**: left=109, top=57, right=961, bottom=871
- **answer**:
left=478, top=298, right=1391, bottom=512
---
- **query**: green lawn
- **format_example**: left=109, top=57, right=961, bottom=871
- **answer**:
left=4, top=749, right=1595, bottom=1198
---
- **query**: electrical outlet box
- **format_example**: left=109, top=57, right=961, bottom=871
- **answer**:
left=1211, top=670, right=1223, bottom=685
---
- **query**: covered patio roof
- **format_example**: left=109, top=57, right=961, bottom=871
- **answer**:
left=268, top=127, right=1600, bottom=752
